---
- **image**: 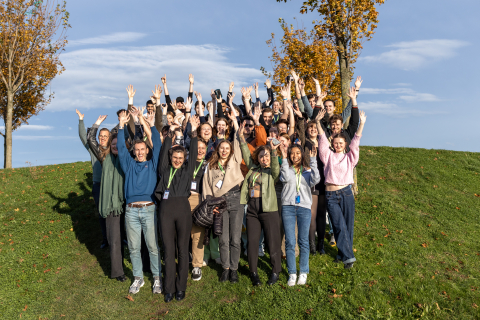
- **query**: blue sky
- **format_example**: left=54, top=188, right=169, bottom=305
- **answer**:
left=2, top=0, right=479, bottom=168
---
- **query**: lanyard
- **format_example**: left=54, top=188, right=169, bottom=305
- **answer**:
left=167, top=167, right=177, bottom=189
left=251, top=169, right=262, bottom=188
left=193, top=159, right=204, bottom=179
left=295, top=166, right=303, bottom=194
left=218, top=162, right=225, bottom=175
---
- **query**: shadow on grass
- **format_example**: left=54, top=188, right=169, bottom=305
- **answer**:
left=44, top=174, right=113, bottom=278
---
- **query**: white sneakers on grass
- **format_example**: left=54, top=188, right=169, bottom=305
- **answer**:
left=129, top=277, right=145, bottom=294
left=287, top=273, right=308, bottom=286
left=297, top=273, right=307, bottom=285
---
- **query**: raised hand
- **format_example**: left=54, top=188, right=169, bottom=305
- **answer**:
left=161, top=74, right=167, bottom=85
left=319, top=91, right=327, bottom=100
left=315, top=108, right=326, bottom=123
left=280, top=85, right=289, bottom=99
left=229, top=81, right=234, bottom=92
left=118, top=111, right=130, bottom=127
left=184, top=97, right=193, bottom=113
left=126, top=85, right=136, bottom=98
left=251, top=104, right=261, bottom=125
left=355, top=76, right=363, bottom=89
left=173, top=114, right=183, bottom=126
left=210, top=89, right=217, bottom=101
left=152, top=84, right=162, bottom=101
left=161, top=103, right=168, bottom=115
left=312, top=77, right=319, bottom=86
left=228, top=92, right=235, bottom=109
left=253, top=82, right=259, bottom=92
left=170, top=99, right=177, bottom=111
left=347, top=86, right=357, bottom=104
left=309, top=147, right=317, bottom=158
left=359, top=110, right=367, bottom=124
left=189, top=73, right=194, bottom=84
left=298, top=78, right=305, bottom=91
left=270, top=139, right=280, bottom=150
left=75, top=109, right=84, bottom=120
left=290, top=70, right=299, bottom=82
left=190, top=114, right=200, bottom=131
left=292, top=104, right=302, bottom=117
left=95, top=115, right=107, bottom=125
left=129, top=106, right=139, bottom=117
left=265, top=78, right=271, bottom=89
left=237, top=122, right=245, bottom=141
left=145, top=111, right=155, bottom=127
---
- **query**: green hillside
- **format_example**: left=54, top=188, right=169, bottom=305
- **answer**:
left=1, top=146, right=479, bottom=319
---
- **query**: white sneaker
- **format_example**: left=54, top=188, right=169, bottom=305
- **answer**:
left=192, top=267, right=202, bottom=281
left=258, top=248, right=265, bottom=257
left=287, top=274, right=297, bottom=286
left=215, top=257, right=222, bottom=265
left=202, top=260, right=208, bottom=267
left=297, top=273, right=307, bottom=285
left=152, top=276, right=162, bottom=294
left=129, top=277, right=145, bottom=294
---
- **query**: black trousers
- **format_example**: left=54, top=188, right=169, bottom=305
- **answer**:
left=310, top=194, right=327, bottom=252
left=160, top=197, right=192, bottom=294
left=105, top=213, right=125, bottom=278
left=246, top=198, right=282, bottom=274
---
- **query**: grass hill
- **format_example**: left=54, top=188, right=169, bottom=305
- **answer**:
left=1, top=146, right=479, bottom=319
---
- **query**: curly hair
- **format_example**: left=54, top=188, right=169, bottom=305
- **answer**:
left=168, top=145, right=188, bottom=166
left=252, top=144, right=273, bottom=166
left=286, top=144, right=310, bottom=169
left=196, top=122, right=213, bottom=141
left=329, top=114, right=343, bottom=126
left=207, top=140, right=233, bottom=170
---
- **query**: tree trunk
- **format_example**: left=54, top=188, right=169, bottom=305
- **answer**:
left=336, top=40, right=351, bottom=128
left=5, top=91, right=14, bottom=168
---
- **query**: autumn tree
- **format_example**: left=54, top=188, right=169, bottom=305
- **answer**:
left=262, top=18, right=342, bottom=111
left=0, top=0, right=69, bottom=168
left=276, top=0, right=384, bottom=110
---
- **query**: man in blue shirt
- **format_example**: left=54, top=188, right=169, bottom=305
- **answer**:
left=117, top=109, right=162, bottom=295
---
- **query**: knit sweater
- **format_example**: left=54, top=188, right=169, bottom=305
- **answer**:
left=318, top=132, right=361, bottom=186
left=202, top=131, right=244, bottom=199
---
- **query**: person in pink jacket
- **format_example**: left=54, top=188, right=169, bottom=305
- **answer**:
left=315, top=101, right=367, bottom=269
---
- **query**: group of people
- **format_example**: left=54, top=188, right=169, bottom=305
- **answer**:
left=76, top=71, right=367, bottom=303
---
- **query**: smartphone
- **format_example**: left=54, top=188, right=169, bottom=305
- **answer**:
left=286, top=75, right=291, bottom=84
left=271, top=138, right=281, bottom=146
left=214, top=89, right=222, bottom=99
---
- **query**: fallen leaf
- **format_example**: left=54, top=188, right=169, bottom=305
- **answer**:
left=421, top=243, right=428, bottom=248
left=456, top=207, right=460, bottom=210
left=125, top=295, right=134, bottom=302
left=358, top=307, right=365, bottom=312
left=473, top=303, right=478, bottom=309
left=436, top=302, right=440, bottom=310
left=14, top=208, right=19, bottom=211
left=23, top=305, right=27, bottom=311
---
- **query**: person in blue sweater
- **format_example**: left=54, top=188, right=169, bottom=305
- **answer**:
left=117, top=108, right=162, bottom=295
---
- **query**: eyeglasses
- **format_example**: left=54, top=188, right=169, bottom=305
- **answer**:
left=99, top=135, right=109, bottom=139
left=245, top=124, right=254, bottom=128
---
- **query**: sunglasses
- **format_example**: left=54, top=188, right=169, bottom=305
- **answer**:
left=245, top=124, right=254, bottom=128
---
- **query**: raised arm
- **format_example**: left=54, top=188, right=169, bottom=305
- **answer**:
left=346, top=111, right=365, bottom=166
left=265, top=79, right=274, bottom=108
left=117, top=111, right=134, bottom=173
left=158, top=125, right=174, bottom=174
left=76, top=109, right=88, bottom=149
left=270, top=140, right=280, bottom=181
left=209, top=89, right=217, bottom=126
left=291, top=70, right=301, bottom=101
left=341, top=76, right=362, bottom=123
left=251, top=104, right=267, bottom=147
left=344, top=86, right=360, bottom=139
left=241, top=86, right=253, bottom=116
left=285, top=101, right=295, bottom=137
left=87, top=115, right=107, bottom=162
left=253, top=82, right=260, bottom=101
left=238, top=122, right=254, bottom=169
left=308, top=148, right=320, bottom=187
left=186, top=116, right=199, bottom=175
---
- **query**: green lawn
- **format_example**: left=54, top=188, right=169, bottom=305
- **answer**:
left=1, top=146, right=479, bottom=319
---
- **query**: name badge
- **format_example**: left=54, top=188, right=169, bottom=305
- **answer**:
left=250, top=189, right=255, bottom=197
left=295, top=194, right=301, bottom=204
left=191, top=181, right=197, bottom=190
left=215, top=180, right=223, bottom=189
left=163, top=190, right=170, bottom=200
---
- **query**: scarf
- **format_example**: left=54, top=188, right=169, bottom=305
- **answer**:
left=99, top=153, right=125, bottom=218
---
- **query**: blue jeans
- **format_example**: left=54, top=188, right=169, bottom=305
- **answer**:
left=282, top=205, right=311, bottom=274
left=125, top=204, right=161, bottom=277
left=325, top=186, right=356, bottom=264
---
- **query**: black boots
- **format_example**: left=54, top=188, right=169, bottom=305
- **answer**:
left=267, top=273, right=279, bottom=285
left=219, top=269, right=230, bottom=282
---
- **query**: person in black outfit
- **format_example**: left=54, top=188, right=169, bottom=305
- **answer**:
left=154, top=105, right=199, bottom=303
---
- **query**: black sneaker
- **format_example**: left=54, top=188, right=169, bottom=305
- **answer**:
left=230, top=270, right=238, bottom=283
left=344, top=262, right=354, bottom=269
left=192, top=267, right=202, bottom=281
left=219, top=269, right=229, bottom=282
left=250, top=272, right=262, bottom=286
left=267, top=273, right=279, bottom=285
left=309, top=242, right=317, bottom=255
left=116, top=274, right=126, bottom=282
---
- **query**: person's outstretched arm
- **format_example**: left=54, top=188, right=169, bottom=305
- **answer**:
left=76, top=109, right=89, bottom=149
left=87, top=115, right=108, bottom=162
left=344, top=87, right=360, bottom=139
left=341, top=76, right=363, bottom=123
left=117, top=111, right=134, bottom=173
left=188, top=73, right=194, bottom=101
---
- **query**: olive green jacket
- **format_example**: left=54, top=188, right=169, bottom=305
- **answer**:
left=240, top=142, right=280, bottom=212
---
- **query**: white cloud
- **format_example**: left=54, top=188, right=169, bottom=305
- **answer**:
left=360, top=39, right=469, bottom=70
left=48, top=44, right=265, bottom=112
left=361, top=87, right=414, bottom=95
left=13, top=136, right=76, bottom=141
left=359, top=101, right=446, bottom=116
left=69, top=32, right=147, bottom=46
left=399, top=93, right=440, bottom=102
left=0, top=125, right=53, bottom=131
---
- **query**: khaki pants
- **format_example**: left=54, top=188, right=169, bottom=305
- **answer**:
left=189, top=193, right=205, bottom=268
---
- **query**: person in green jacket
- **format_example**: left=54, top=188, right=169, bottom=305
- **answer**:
left=239, top=123, right=282, bottom=286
